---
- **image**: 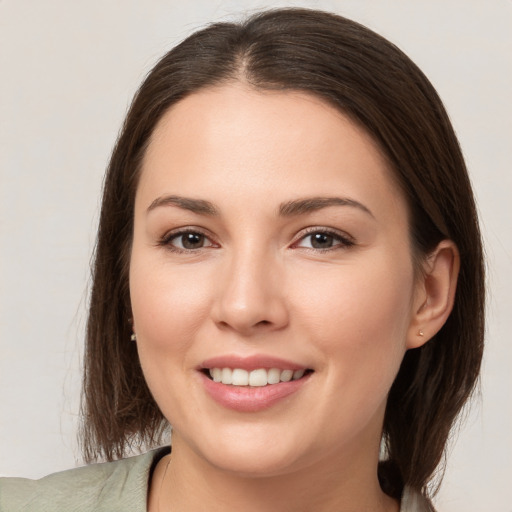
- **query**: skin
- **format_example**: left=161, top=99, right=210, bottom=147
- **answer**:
left=130, top=83, right=459, bottom=512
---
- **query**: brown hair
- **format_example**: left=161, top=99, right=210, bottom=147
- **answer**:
left=80, top=7, right=484, bottom=500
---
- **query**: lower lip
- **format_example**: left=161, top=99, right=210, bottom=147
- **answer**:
left=200, top=372, right=311, bottom=412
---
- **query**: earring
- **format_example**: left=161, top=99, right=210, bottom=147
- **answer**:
left=131, top=333, right=137, bottom=341
left=418, top=330, right=424, bottom=337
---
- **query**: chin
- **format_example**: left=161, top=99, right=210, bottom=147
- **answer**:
left=183, top=426, right=308, bottom=478
left=207, top=450, right=303, bottom=479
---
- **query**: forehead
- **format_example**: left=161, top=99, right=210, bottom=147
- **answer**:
left=137, top=83, right=407, bottom=225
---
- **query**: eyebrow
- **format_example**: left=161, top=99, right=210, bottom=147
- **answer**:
left=146, top=194, right=373, bottom=218
left=278, top=197, right=374, bottom=218
left=147, top=195, right=219, bottom=215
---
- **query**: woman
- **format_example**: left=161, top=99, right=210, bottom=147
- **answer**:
left=0, top=8, right=484, bottom=512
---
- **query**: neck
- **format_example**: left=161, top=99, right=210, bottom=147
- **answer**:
left=154, top=435, right=399, bottom=512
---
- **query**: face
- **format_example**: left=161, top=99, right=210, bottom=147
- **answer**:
left=130, top=83, right=421, bottom=478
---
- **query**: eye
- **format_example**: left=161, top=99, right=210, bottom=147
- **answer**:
left=294, top=229, right=354, bottom=250
left=161, top=230, right=217, bottom=251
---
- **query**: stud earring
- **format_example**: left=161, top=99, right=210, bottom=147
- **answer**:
left=418, top=330, right=424, bottom=337
left=131, top=333, right=137, bottom=341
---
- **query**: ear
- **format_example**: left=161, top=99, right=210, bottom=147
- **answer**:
left=407, top=240, right=460, bottom=349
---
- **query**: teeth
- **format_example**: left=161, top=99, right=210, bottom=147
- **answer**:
left=293, top=369, right=305, bottom=380
left=221, top=367, right=233, bottom=384
left=208, top=367, right=308, bottom=386
left=267, top=368, right=281, bottom=384
left=249, top=368, right=267, bottom=387
left=231, top=369, right=249, bottom=386
left=280, top=369, right=293, bottom=382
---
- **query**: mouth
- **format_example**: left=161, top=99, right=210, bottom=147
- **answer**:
left=201, top=367, right=314, bottom=387
left=199, top=357, right=314, bottom=412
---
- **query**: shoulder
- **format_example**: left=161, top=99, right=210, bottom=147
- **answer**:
left=400, top=486, right=436, bottom=512
left=0, top=448, right=169, bottom=512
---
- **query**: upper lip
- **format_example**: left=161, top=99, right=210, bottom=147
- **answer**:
left=200, top=354, right=309, bottom=372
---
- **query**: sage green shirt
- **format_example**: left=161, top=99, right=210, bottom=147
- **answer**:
left=0, top=448, right=432, bottom=511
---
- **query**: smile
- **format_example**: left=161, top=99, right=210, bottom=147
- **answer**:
left=201, top=369, right=313, bottom=412
left=208, top=368, right=308, bottom=387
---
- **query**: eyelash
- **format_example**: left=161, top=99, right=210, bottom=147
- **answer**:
left=158, top=228, right=217, bottom=253
left=158, top=227, right=355, bottom=253
left=292, top=227, right=355, bottom=252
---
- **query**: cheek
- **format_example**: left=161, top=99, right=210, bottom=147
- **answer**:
left=129, top=258, right=216, bottom=422
left=293, top=255, right=414, bottom=376
left=130, top=257, right=213, bottom=350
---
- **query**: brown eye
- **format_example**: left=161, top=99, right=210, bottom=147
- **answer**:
left=310, top=233, right=334, bottom=249
left=295, top=230, right=354, bottom=251
left=165, top=231, right=215, bottom=251
left=180, top=232, right=205, bottom=249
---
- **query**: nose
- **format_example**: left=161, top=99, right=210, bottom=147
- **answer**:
left=212, top=246, right=289, bottom=336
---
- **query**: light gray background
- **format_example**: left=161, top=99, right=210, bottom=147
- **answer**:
left=1, top=1, right=511, bottom=510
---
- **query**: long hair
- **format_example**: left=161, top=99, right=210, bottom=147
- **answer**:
left=80, top=8, right=484, bottom=500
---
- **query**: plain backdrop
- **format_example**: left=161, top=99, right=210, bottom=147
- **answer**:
left=1, top=1, right=511, bottom=510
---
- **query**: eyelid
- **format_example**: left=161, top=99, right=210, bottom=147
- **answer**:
left=158, top=226, right=219, bottom=252
left=291, top=226, right=355, bottom=250
left=157, top=225, right=354, bottom=252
